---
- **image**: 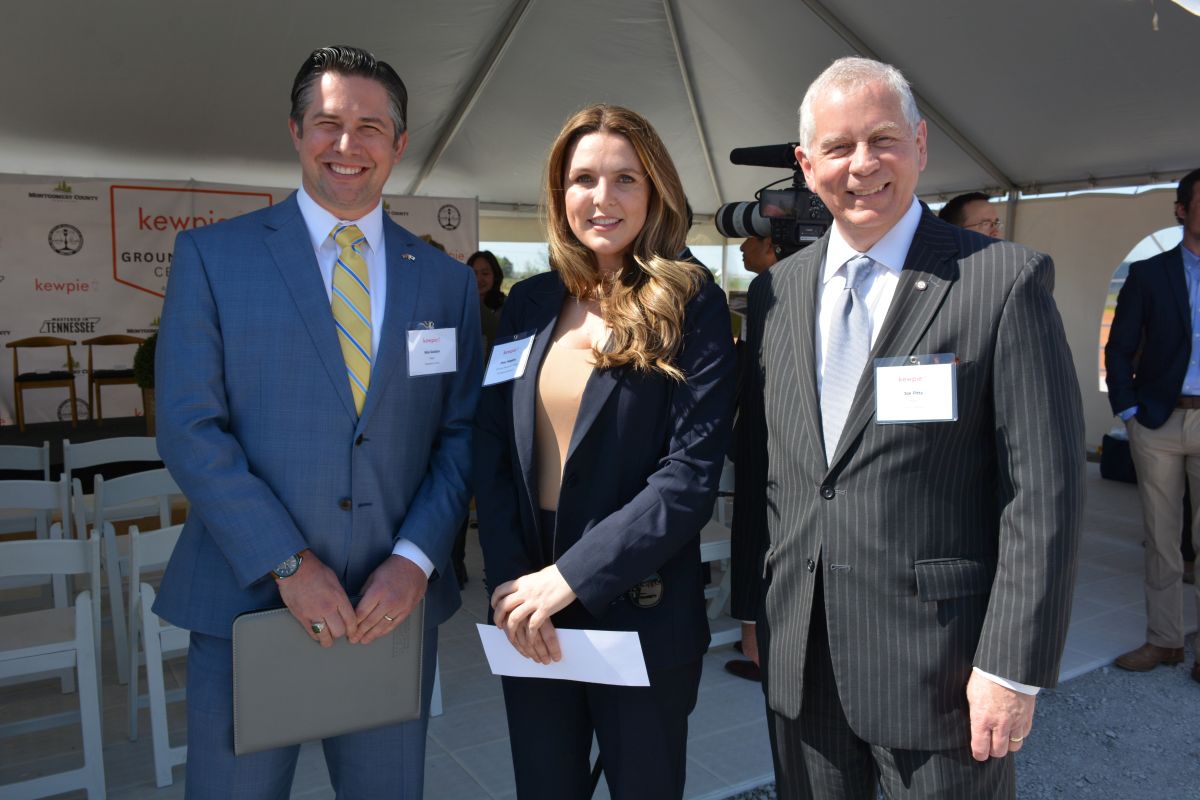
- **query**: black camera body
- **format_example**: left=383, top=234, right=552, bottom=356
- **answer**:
left=714, top=143, right=833, bottom=259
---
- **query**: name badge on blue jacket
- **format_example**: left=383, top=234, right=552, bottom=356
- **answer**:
left=408, top=324, right=457, bottom=376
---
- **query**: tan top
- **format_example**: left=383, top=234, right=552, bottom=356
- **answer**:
left=535, top=338, right=595, bottom=512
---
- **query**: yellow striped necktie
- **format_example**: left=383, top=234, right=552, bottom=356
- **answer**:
left=331, top=224, right=372, bottom=414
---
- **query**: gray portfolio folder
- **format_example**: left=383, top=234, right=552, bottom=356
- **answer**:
left=231, top=602, right=424, bottom=755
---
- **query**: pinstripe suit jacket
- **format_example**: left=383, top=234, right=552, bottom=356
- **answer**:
left=731, top=209, right=1085, bottom=750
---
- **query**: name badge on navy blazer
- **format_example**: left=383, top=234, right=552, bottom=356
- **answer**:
left=407, top=323, right=457, bottom=376
left=483, top=330, right=536, bottom=386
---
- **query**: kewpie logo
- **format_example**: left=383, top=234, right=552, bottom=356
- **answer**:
left=35, top=278, right=97, bottom=294
left=423, top=335, right=442, bottom=344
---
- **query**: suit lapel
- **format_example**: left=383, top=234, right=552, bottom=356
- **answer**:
left=1167, top=246, right=1190, bottom=334
left=513, top=275, right=565, bottom=536
left=781, top=240, right=827, bottom=471
left=264, top=196, right=358, bottom=422
left=358, top=220, right=421, bottom=428
left=827, top=211, right=958, bottom=471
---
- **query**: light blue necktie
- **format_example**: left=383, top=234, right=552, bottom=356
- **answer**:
left=821, top=254, right=875, bottom=463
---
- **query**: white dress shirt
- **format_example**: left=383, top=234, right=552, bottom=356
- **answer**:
left=815, top=196, right=1037, bottom=696
left=296, top=186, right=435, bottom=578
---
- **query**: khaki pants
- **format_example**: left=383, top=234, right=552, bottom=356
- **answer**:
left=1127, top=409, right=1200, bottom=648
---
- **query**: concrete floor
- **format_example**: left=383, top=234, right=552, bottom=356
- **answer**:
left=0, top=463, right=1191, bottom=799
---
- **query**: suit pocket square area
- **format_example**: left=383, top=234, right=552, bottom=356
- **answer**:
left=913, top=557, right=993, bottom=602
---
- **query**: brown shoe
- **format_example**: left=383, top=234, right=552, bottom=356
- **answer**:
left=1192, top=662, right=1200, bottom=684
left=724, top=659, right=762, bottom=682
left=1114, top=642, right=1185, bottom=671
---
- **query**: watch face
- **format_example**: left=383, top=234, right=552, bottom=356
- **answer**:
left=274, top=554, right=300, bottom=577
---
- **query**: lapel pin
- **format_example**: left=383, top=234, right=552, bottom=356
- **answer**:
left=915, top=280, right=928, bottom=291
left=401, top=253, right=416, bottom=261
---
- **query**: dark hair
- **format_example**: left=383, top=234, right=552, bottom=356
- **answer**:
left=1176, top=168, right=1200, bottom=225
left=938, top=192, right=991, bottom=226
left=468, top=250, right=506, bottom=310
left=290, top=45, right=408, bottom=142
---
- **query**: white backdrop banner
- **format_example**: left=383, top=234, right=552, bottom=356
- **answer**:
left=0, top=174, right=477, bottom=427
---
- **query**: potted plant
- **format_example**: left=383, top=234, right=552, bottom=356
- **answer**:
left=133, top=332, right=157, bottom=436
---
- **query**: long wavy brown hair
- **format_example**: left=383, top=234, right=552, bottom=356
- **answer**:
left=544, top=104, right=707, bottom=380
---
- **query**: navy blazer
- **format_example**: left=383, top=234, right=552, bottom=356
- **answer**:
left=474, top=271, right=736, bottom=670
left=1105, top=245, right=1191, bottom=430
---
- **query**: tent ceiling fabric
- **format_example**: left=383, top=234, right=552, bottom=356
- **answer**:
left=1, top=0, right=1194, bottom=215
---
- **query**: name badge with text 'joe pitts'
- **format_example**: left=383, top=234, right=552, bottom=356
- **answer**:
left=407, top=323, right=457, bottom=377
left=874, top=353, right=958, bottom=424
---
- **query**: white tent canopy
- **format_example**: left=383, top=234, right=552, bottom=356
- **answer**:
left=1, top=0, right=1195, bottom=213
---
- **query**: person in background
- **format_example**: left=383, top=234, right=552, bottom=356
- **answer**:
left=938, top=190, right=1003, bottom=238
left=469, top=249, right=507, bottom=314
left=1105, top=167, right=1200, bottom=684
left=740, top=234, right=780, bottom=275
left=475, top=103, right=736, bottom=799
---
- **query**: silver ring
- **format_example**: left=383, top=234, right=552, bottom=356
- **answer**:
left=310, top=621, right=326, bottom=635
left=384, top=614, right=395, bottom=622
left=1009, top=735, right=1025, bottom=743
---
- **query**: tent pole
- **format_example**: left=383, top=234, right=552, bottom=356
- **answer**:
left=406, top=0, right=536, bottom=196
left=663, top=0, right=723, bottom=209
left=1005, top=189, right=1020, bottom=241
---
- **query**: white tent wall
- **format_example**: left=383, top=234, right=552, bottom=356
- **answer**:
left=1013, top=189, right=1177, bottom=452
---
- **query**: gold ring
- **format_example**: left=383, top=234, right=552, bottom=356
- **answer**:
left=1009, top=735, right=1025, bottom=743
left=384, top=614, right=395, bottom=622
left=310, top=621, right=326, bottom=635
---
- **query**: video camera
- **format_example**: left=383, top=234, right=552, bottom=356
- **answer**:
left=714, top=144, right=832, bottom=259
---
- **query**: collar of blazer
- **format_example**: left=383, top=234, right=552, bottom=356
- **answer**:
left=512, top=271, right=626, bottom=533
left=261, top=192, right=424, bottom=430
left=779, top=209, right=962, bottom=474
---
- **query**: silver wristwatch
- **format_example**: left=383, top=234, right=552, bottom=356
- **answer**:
left=271, top=552, right=303, bottom=580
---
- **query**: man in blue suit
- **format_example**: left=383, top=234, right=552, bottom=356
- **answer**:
left=153, top=45, right=481, bottom=798
left=1106, top=168, right=1200, bottom=682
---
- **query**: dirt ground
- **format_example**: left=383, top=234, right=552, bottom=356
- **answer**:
left=732, top=636, right=1200, bottom=799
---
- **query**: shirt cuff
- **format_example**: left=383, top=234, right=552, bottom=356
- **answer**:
left=391, top=539, right=434, bottom=578
left=973, top=666, right=1040, bottom=695
left=1118, top=406, right=1138, bottom=421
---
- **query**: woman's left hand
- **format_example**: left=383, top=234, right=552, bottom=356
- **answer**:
left=492, top=565, right=577, bottom=655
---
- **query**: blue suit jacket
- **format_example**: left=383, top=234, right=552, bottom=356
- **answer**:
left=153, top=193, right=481, bottom=638
left=1105, top=245, right=1190, bottom=430
left=473, top=271, right=736, bottom=669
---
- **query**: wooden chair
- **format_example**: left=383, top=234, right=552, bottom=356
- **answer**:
left=0, top=533, right=105, bottom=800
left=128, top=523, right=188, bottom=786
left=82, top=334, right=144, bottom=424
left=5, top=337, right=79, bottom=432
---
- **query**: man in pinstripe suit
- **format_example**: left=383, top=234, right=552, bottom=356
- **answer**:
left=731, top=57, right=1084, bottom=798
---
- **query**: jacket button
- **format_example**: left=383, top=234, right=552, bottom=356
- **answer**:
left=338, top=498, right=352, bottom=511
left=806, top=558, right=816, bottom=572
left=820, top=486, right=835, bottom=500
left=355, top=434, right=364, bottom=446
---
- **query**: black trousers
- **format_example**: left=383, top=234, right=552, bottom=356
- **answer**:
left=501, top=660, right=702, bottom=800
left=768, top=575, right=1014, bottom=800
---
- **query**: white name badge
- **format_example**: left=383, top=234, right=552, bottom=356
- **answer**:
left=407, top=326, right=457, bottom=376
left=483, top=331, right=536, bottom=386
left=874, top=354, right=958, bottom=423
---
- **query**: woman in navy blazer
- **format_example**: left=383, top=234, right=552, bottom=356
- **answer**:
left=474, top=105, right=736, bottom=799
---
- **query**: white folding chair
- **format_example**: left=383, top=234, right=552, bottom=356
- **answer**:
left=0, top=533, right=105, bottom=800
left=0, top=476, right=89, bottom=691
left=128, top=524, right=188, bottom=787
left=63, top=436, right=162, bottom=524
left=0, top=441, right=51, bottom=536
left=93, top=468, right=181, bottom=686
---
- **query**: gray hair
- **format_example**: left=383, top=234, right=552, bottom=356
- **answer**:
left=798, top=57, right=921, bottom=150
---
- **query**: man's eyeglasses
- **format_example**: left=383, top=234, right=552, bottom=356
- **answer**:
left=965, top=218, right=1003, bottom=232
